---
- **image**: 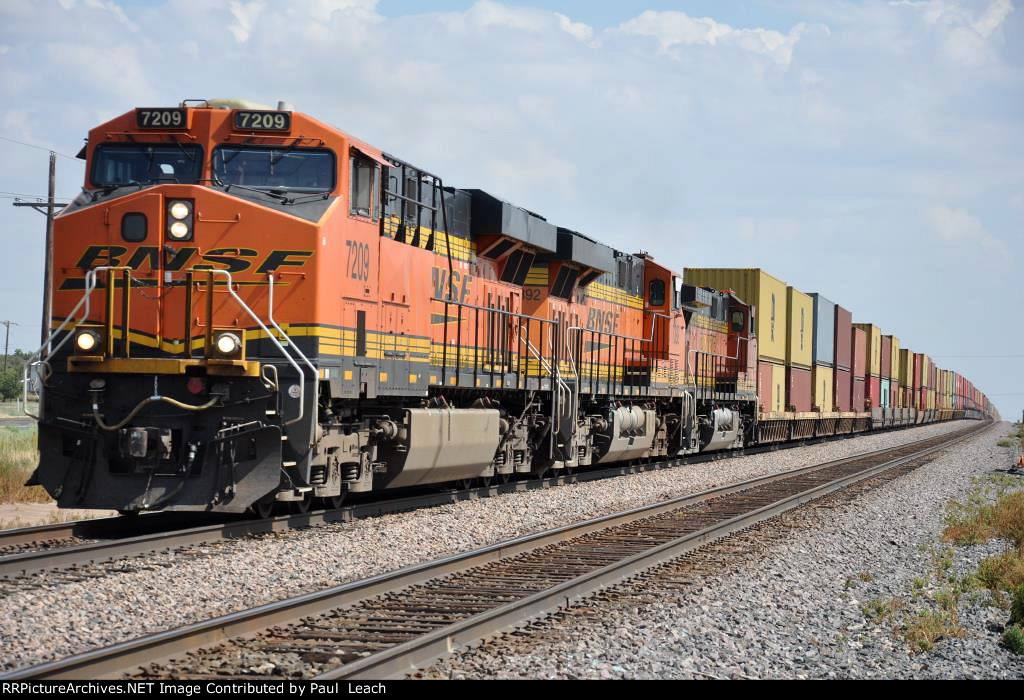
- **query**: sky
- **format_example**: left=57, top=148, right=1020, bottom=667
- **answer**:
left=0, top=0, right=1020, bottom=417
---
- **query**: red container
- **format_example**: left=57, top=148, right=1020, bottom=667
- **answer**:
left=913, top=354, right=923, bottom=391
left=834, top=305, right=852, bottom=370
left=867, top=375, right=881, bottom=410
left=880, top=336, right=892, bottom=379
left=787, top=366, right=812, bottom=412
left=758, top=360, right=782, bottom=413
left=834, top=366, right=852, bottom=412
left=891, top=381, right=900, bottom=408
left=852, top=327, right=867, bottom=378
left=852, top=377, right=866, bottom=413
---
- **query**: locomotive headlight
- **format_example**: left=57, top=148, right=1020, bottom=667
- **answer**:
left=74, top=329, right=102, bottom=354
left=169, top=201, right=190, bottom=220
left=211, top=331, right=244, bottom=359
left=165, top=199, right=194, bottom=241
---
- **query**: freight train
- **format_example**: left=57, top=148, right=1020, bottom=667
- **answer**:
left=21, top=100, right=995, bottom=516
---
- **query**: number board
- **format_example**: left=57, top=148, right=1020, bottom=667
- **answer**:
left=136, top=108, right=188, bottom=129
left=233, top=110, right=291, bottom=132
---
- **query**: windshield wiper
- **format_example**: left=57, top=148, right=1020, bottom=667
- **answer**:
left=214, top=177, right=290, bottom=203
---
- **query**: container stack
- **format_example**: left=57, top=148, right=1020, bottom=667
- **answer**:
left=786, top=287, right=813, bottom=413
left=880, top=334, right=892, bottom=409
left=808, top=293, right=835, bottom=413
left=834, top=305, right=853, bottom=413
left=854, top=323, right=883, bottom=410
left=852, top=326, right=867, bottom=413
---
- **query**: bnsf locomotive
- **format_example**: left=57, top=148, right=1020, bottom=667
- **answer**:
left=22, top=100, right=992, bottom=515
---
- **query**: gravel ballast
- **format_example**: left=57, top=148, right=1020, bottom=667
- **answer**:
left=419, top=421, right=1023, bottom=679
left=0, top=420, right=984, bottom=672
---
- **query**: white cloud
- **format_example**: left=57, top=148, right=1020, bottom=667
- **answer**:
left=927, top=205, right=1009, bottom=255
left=228, top=1, right=265, bottom=43
left=890, top=0, right=1014, bottom=65
left=618, top=10, right=808, bottom=66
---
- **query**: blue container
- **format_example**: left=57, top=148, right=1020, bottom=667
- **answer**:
left=808, top=293, right=835, bottom=367
left=881, top=378, right=891, bottom=408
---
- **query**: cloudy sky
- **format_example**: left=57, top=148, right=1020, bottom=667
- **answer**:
left=0, top=0, right=1020, bottom=417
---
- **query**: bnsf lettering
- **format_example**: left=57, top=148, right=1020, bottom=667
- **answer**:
left=586, top=309, right=619, bottom=334
left=74, top=246, right=312, bottom=275
left=432, top=267, right=472, bottom=303
left=346, top=240, right=371, bottom=282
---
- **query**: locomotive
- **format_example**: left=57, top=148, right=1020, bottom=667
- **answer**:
left=22, top=100, right=989, bottom=516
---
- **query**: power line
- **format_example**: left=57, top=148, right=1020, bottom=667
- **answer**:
left=0, top=135, right=80, bottom=162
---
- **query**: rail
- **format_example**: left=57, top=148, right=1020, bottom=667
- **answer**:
left=1, top=420, right=987, bottom=680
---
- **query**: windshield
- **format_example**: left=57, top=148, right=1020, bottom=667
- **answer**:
left=91, top=144, right=202, bottom=187
left=212, top=146, right=335, bottom=193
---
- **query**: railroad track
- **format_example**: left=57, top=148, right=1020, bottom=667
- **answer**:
left=0, top=421, right=935, bottom=579
left=0, top=420, right=990, bottom=680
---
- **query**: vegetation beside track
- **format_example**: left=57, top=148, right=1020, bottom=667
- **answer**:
left=941, top=474, right=1024, bottom=655
left=0, top=427, right=45, bottom=504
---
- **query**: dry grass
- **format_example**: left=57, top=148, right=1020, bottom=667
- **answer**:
left=902, top=610, right=964, bottom=653
left=0, top=427, right=46, bottom=504
left=943, top=477, right=1024, bottom=548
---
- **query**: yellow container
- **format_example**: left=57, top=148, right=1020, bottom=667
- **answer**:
left=684, top=268, right=789, bottom=364
left=854, top=323, right=882, bottom=377
left=890, top=337, right=901, bottom=384
left=899, top=349, right=913, bottom=388
left=786, top=287, right=813, bottom=369
left=813, top=364, right=834, bottom=412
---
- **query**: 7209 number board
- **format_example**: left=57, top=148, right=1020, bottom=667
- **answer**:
left=234, top=110, right=291, bottom=132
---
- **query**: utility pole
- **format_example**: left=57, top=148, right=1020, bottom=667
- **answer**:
left=12, top=152, right=68, bottom=356
left=42, top=152, right=56, bottom=352
left=1, top=320, right=16, bottom=372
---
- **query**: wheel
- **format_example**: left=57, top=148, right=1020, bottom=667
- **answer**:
left=289, top=492, right=313, bottom=514
left=249, top=497, right=275, bottom=519
left=496, top=472, right=513, bottom=485
left=478, top=476, right=492, bottom=488
left=456, top=479, right=474, bottom=491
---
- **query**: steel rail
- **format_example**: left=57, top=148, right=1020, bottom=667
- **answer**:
left=0, top=420, right=952, bottom=575
left=0, top=420, right=990, bottom=681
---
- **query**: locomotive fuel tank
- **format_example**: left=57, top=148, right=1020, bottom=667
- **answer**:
left=699, top=407, right=744, bottom=452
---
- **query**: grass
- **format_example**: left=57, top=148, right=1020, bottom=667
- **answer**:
left=0, top=400, right=37, bottom=418
left=1005, top=625, right=1024, bottom=654
left=862, top=597, right=903, bottom=623
left=998, top=439, right=1015, bottom=448
left=0, top=427, right=46, bottom=503
left=903, top=610, right=964, bottom=652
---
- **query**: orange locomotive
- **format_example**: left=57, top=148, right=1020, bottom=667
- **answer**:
left=25, top=99, right=758, bottom=515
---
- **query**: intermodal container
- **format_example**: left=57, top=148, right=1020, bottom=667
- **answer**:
left=813, top=364, right=834, bottom=412
left=880, top=336, right=892, bottom=379
left=834, top=305, right=852, bottom=370
left=758, top=360, right=787, bottom=413
left=852, top=377, right=866, bottom=413
left=787, top=366, right=812, bottom=412
left=834, top=366, right=852, bottom=412
left=786, top=287, right=813, bottom=370
left=881, top=378, right=891, bottom=408
left=684, top=268, right=788, bottom=364
left=899, top=349, right=913, bottom=390
left=853, top=327, right=867, bottom=378
left=808, top=293, right=835, bottom=368
left=890, top=337, right=901, bottom=384
left=868, top=375, right=881, bottom=409
left=854, top=323, right=882, bottom=377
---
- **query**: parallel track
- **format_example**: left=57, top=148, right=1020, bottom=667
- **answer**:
left=0, top=421, right=939, bottom=578
left=0, top=420, right=990, bottom=680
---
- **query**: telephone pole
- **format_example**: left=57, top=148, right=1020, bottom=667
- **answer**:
left=11, top=151, right=68, bottom=355
left=1, top=320, right=16, bottom=372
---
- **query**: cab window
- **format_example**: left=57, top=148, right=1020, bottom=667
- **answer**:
left=731, top=310, right=745, bottom=332
left=349, top=153, right=380, bottom=220
left=649, top=279, right=665, bottom=307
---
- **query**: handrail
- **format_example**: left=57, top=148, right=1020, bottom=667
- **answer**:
left=201, top=269, right=307, bottom=428
left=267, top=273, right=318, bottom=440
left=22, top=266, right=127, bottom=419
